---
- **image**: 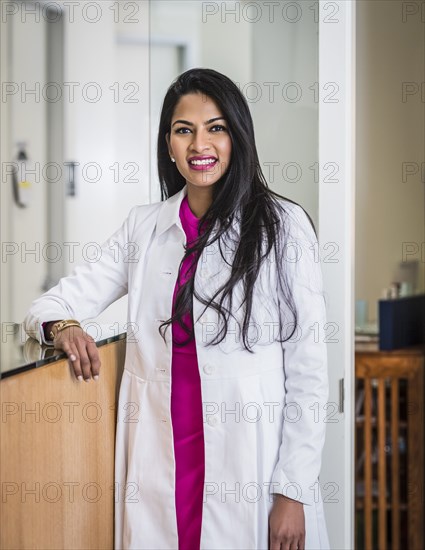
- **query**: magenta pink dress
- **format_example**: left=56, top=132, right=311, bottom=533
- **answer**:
left=171, top=195, right=206, bottom=550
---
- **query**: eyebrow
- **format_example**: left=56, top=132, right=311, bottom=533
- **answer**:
left=171, top=116, right=226, bottom=128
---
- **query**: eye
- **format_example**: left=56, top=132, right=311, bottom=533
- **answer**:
left=210, top=124, right=227, bottom=132
left=174, top=127, right=191, bottom=134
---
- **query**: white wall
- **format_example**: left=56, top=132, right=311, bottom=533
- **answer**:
left=251, top=6, right=319, bottom=225
left=200, top=1, right=253, bottom=85
left=200, top=1, right=319, bottom=224
left=356, top=0, right=425, bottom=322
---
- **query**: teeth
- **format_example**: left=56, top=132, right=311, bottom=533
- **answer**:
left=189, top=158, right=216, bottom=166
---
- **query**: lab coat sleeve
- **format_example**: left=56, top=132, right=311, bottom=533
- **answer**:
left=270, top=203, right=329, bottom=507
left=22, top=206, right=138, bottom=346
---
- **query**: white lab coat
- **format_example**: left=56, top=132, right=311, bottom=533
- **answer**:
left=23, top=184, right=331, bottom=550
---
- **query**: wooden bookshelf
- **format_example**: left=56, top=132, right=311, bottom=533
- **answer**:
left=355, top=343, right=424, bottom=550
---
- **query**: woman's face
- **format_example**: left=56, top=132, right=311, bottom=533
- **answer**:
left=166, top=92, right=232, bottom=190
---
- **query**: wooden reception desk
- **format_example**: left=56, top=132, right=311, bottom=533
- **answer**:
left=0, top=335, right=126, bottom=549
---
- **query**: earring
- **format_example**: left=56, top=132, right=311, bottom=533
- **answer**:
left=171, top=157, right=175, bottom=163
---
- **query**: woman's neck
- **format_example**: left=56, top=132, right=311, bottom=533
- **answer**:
left=185, top=184, right=213, bottom=218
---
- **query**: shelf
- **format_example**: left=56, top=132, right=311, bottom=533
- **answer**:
left=356, top=417, right=408, bottom=428
left=356, top=500, right=408, bottom=511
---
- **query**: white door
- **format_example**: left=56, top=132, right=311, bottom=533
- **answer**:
left=0, top=4, right=49, bottom=328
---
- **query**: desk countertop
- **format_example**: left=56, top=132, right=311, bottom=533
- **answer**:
left=1, top=323, right=126, bottom=379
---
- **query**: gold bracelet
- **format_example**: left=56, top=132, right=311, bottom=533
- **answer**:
left=49, top=319, right=81, bottom=341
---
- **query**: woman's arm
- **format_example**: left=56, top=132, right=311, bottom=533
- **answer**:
left=270, top=203, right=330, bottom=507
left=22, top=205, right=139, bottom=347
left=23, top=206, right=140, bottom=381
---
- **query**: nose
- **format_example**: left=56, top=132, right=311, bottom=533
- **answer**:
left=190, top=128, right=211, bottom=153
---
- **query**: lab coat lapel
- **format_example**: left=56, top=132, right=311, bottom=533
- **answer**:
left=136, top=187, right=189, bottom=354
left=143, top=183, right=241, bottom=351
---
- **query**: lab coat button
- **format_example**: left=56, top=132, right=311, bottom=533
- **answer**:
left=203, top=364, right=214, bottom=375
left=207, top=416, right=218, bottom=427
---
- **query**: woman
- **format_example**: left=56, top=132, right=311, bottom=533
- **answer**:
left=23, top=68, right=330, bottom=550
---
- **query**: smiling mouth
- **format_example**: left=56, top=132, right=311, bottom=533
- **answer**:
left=188, top=157, right=218, bottom=170
left=188, top=157, right=217, bottom=166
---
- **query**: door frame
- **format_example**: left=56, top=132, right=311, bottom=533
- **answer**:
left=318, top=1, right=356, bottom=549
left=0, top=9, right=12, bottom=332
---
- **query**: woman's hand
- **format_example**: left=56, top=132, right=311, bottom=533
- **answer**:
left=269, top=494, right=305, bottom=550
left=52, top=325, right=101, bottom=382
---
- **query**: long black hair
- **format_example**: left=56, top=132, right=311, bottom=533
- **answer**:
left=157, top=67, right=317, bottom=353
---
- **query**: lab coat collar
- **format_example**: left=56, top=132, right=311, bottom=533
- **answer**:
left=154, top=183, right=240, bottom=240
left=155, top=184, right=188, bottom=237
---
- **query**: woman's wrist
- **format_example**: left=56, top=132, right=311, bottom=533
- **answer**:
left=46, top=320, right=83, bottom=342
left=43, top=321, right=62, bottom=341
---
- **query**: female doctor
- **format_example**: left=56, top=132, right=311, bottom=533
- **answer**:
left=23, top=68, right=331, bottom=550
